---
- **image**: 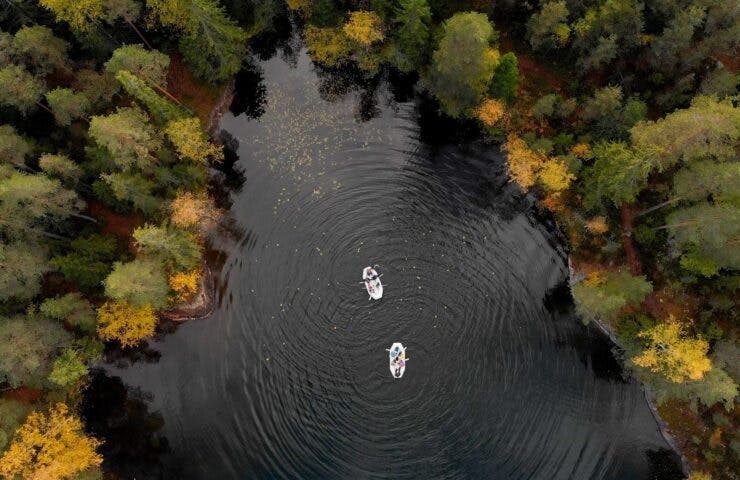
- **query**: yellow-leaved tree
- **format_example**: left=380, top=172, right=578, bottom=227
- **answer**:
left=169, top=269, right=201, bottom=302
left=342, top=11, right=384, bottom=46
left=97, top=301, right=157, bottom=347
left=164, top=117, right=224, bottom=163
left=475, top=99, right=505, bottom=127
left=632, top=318, right=712, bottom=383
left=170, top=192, right=219, bottom=229
left=305, top=26, right=352, bottom=67
left=502, top=134, right=545, bottom=190
left=39, top=0, right=104, bottom=32
left=538, top=157, right=575, bottom=193
left=0, top=403, right=101, bottom=480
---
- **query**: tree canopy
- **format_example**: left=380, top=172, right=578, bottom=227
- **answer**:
left=104, top=258, right=170, bottom=308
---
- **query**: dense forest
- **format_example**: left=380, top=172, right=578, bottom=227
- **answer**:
left=0, top=0, right=737, bottom=478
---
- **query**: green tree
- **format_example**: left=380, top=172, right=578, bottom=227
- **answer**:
left=580, top=86, right=646, bottom=140
left=39, top=0, right=105, bottom=32
left=74, top=69, right=120, bottom=108
left=672, top=160, right=740, bottom=204
left=425, top=12, right=499, bottom=117
left=101, top=171, right=162, bottom=215
left=104, top=258, right=170, bottom=308
left=390, top=0, right=432, bottom=73
left=40, top=292, right=97, bottom=333
left=0, top=399, right=30, bottom=452
left=582, top=141, right=655, bottom=210
left=0, top=65, right=47, bottom=114
left=11, top=26, right=69, bottom=76
left=39, top=153, right=82, bottom=187
left=526, top=0, right=570, bottom=51
left=700, top=66, right=739, bottom=98
left=0, top=125, right=32, bottom=169
left=133, top=224, right=202, bottom=271
left=489, top=52, right=518, bottom=104
left=0, top=32, right=14, bottom=67
left=631, top=96, right=739, bottom=168
left=89, top=107, right=162, bottom=171
left=48, top=347, right=88, bottom=387
left=650, top=5, right=706, bottom=70
left=0, top=315, right=71, bottom=388
left=572, top=0, right=644, bottom=70
left=572, top=270, right=653, bottom=323
left=115, top=70, right=186, bottom=125
left=45, top=88, right=91, bottom=126
left=104, top=44, right=170, bottom=86
left=0, top=242, right=47, bottom=302
left=50, top=234, right=117, bottom=292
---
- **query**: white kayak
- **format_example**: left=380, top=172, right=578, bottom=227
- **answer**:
left=388, top=342, right=407, bottom=379
left=362, top=266, right=383, bottom=300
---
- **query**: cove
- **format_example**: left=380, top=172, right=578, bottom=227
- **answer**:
left=82, top=45, right=684, bottom=479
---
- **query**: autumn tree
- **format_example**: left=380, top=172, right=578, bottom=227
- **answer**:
left=133, top=224, right=202, bottom=271
left=40, top=292, right=97, bottom=333
left=390, top=0, right=432, bottom=73
left=425, top=12, right=499, bottom=117
left=164, top=117, right=223, bottom=163
left=169, top=268, right=200, bottom=302
left=89, top=106, right=162, bottom=171
left=96, top=300, right=157, bottom=347
left=105, top=44, right=170, bottom=86
left=527, top=0, right=570, bottom=51
left=305, top=26, right=352, bottom=67
left=343, top=10, right=384, bottom=45
left=632, top=318, right=712, bottom=383
left=572, top=270, right=653, bottom=323
left=0, top=403, right=102, bottom=479
left=11, top=26, right=69, bottom=76
left=0, top=315, right=71, bottom=388
left=0, top=125, right=32, bottom=169
left=0, top=65, right=47, bottom=114
left=169, top=191, right=219, bottom=229
left=39, top=0, right=105, bottom=32
left=475, top=99, right=505, bottom=127
left=104, top=258, right=170, bottom=308
left=45, top=88, right=91, bottom=126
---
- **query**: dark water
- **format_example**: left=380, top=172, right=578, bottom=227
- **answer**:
left=83, top=48, right=684, bottom=479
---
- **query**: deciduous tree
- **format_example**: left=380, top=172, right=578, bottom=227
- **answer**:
left=572, top=270, right=653, bottom=322
left=425, top=12, right=499, bottom=117
left=169, top=191, right=219, bottom=229
left=104, top=258, right=170, bottom=308
left=164, top=117, right=223, bottom=163
left=305, top=26, right=352, bottom=67
left=0, top=403, right=101, bottom=479
left=527, top=0, right=570, bottom=51
left=96, top=300, right=157, bottom=346
left=39, top=0, right=105, bottom=32
left=343, top=10, right=384, bottom=45
left=40, top=292, right=97, bottom=333
left=502, top=134, right=545, bottom=190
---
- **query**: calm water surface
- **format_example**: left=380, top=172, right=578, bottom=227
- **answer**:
left=83, top=47, right=683, bottom=479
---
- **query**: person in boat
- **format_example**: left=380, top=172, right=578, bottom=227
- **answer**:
left=365, top=266, right=378, bottom=281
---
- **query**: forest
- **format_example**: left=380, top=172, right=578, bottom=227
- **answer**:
left=0, top=0, right=737, bottom=479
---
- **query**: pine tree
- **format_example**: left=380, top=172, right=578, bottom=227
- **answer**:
left=11, top=26, right=70, bottom=76
left=0, top=242, right=47, bottom=302
left=45, top=88, right=91, bottom=126
left=390, top=0, right=432, bottom=73
left=0, top=65, right=47, bottom=114
left=39, top=0, right=106, bottom=32
left=133, top=224, right=202, bottom=271
left=115, top=70, right=186, bottom=125
left=0, top=125, right=32, bottom=169
left=489, top=52, right=518, bottom=104
left=105, top=44, right=170, bottom=86
left=89, top=106, right=162, bottom=170
left=104, top=258, right=171, bottom=308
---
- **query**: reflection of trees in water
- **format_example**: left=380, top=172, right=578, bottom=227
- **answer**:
left=81, top=369, right=171, bottom=480
left=645, top=448, right=685, bottom=480
left=230, top=62, right=267, bottom=120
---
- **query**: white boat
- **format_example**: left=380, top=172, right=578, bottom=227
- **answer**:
left=388, top=342, right=407, bottom=379
left=362, top=266, right=383, bottom=300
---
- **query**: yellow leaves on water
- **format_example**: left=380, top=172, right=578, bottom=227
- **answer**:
left=475, top=99, right=505, bottom=127
left=169, top=268, right=201, bottom=302
left=96, top=300, right=157, bottom=348
left=0, top=403, right=101, bottom=480
left=632, top=317, right=712, bottom=383
left=502, top=134, right=575, bottom=197
left=343, top=11, right=384, bottom=46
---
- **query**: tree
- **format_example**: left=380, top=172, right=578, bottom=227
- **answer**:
left=650, top=5, right=706, bottom=70
left=11, top=26, right=69, bottom=76
left=502, top=134, right=545, bottom=190
left=665, top=203, right=740, bottom=276
left=489, top=52, right=518, bottom=104
left=0, top=32, right=14, bottom=68
left=104, top=258, right=170, bottom=308
left=40, top=292, right=97, bottom=333
left=0, top=403, right=102, bottom=479
left=0, top=125, right=32, bottom=169
left=39, top=153, right=82, bottom=186
left=0, top=242, right=47, bottom=302
left=104, top=44, right=170, bottom=86
left=672, top=160, right=740, bottom=204
left=572, top=0, right=644, bottom=70
left=164, top=117, right=223, bottom=163
left=115, top=70, right=186, bottom=125
left=133, top=224, right=202, bottom=271
left=45, top=88, right=91, bottom=126
left=0, top=315, right=71, bottom=388
left=390, top=0, right=432, bottom=73
left=538, top=157, right=574, bottom=194
left=49, top=234, right=117, bottom=293
left=580, top=86, right=646, bottom=140
left=89, top=107, right=162, bottom=171
left=74, top=69, right=119, bottom=108
left=0, top=65, right=46, bottom=114
left=39, top=0, right=105, bottom=32
left=0, top=399, right=30, bottom=453
left=527, top=0, right=570, bottom=51
left=425, top=12, right=499, bottom=117
left=169, top=268, right=200, bottom=302
left=572, top=270, right=653, bottom=323
left=0, top=171, right=82, bottom=241
left=631, top=96, right=739, bottom=168
left=632, top=319, right=711, bottom=383
left=305, top=26, right=352, bottom=67
left=474, top=99, right=505, bottom=127
left=582, top=141, right=655, bottom=210
left=101, top=171, right=162, bottom=215
left=169, top=191, right=219, bottom=229
left=48, top=347, right=88, bottom=386
left=96, top=300, right=157, bottom=347
left=343, top=10, right=384, bottom=45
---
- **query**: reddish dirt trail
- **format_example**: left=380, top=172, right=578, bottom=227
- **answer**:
left=2, top=387, right=42, bottom=404
left=88, top=201, right=141, bottom=239
left=500, top=36, right=566, bottom=93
